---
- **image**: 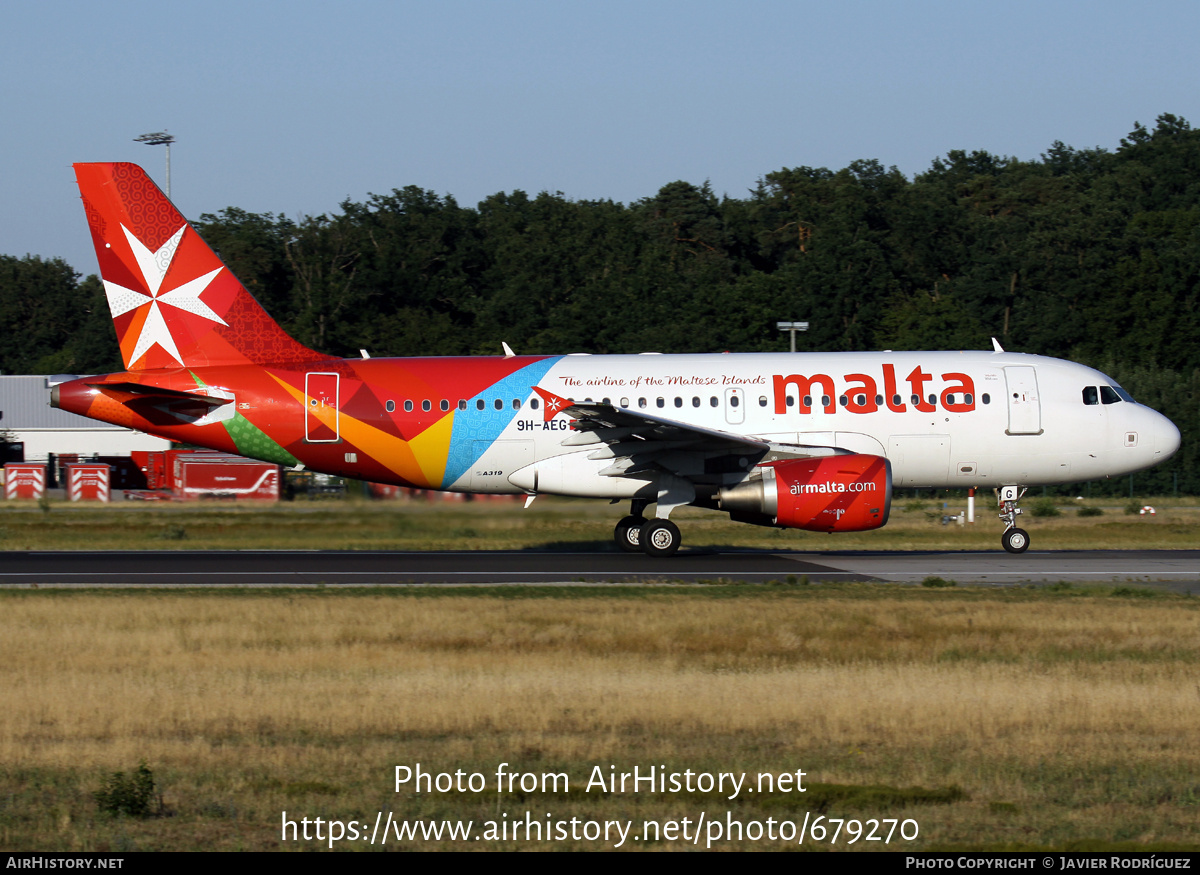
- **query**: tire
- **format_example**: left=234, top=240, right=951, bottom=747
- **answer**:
left=641, top=519, right=681, bottom=557
left=1002, top=527, right=1030, bottom=554
left=614, top=516, right=644, bottom=553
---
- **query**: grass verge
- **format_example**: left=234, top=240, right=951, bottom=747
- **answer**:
left=1, top=495, right=1198, bottom=551
left=1, top=584, right=1198, bottom=851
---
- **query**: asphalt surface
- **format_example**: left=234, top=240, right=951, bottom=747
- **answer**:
left=0, top=549, right=1196, bottom=588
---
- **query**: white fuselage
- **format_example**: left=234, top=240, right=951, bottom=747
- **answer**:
left=456, top=351, right=1180, bottom=498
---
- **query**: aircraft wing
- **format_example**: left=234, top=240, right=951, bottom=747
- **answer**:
left=535, top=389, right=842, bottom=480
left=562, top=400, right=767, bottom=448
left=562, top=401, right=768, bottom=479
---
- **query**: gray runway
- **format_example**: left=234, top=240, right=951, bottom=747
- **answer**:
left=0, top=549, right=1196, bottom=588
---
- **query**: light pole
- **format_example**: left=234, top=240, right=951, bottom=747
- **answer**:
left=776, top=321, right=809, bottom=353
left=134, top=131, right=175, bottom=199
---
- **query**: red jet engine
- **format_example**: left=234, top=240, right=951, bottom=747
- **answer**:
left=718, top=454, right=892, bottom=532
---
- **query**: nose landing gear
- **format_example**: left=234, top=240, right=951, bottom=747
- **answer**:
left=996, top=485, right=1030, bottom=553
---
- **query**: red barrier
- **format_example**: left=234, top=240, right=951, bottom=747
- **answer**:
left=66, top=464, right=112, bottom=502
left=4, top=464, right=47, bottom=500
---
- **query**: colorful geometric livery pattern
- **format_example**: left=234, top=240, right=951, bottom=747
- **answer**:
left=60, top=162, right=561, bottom=491
left=57, top=347, right=562, bottom=492
left=75, top=162, right=324, bottom=371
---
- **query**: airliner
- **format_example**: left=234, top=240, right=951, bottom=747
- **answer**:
left=50, top=163, right=1181, bottom=556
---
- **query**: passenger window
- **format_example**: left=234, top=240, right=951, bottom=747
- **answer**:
left=785, top=396, right=795, bottom=408
left=656, top=397, right=665, bottom=408
left=892, top=394, right=902, bottom=406
left=692, top=397, right=701, bottom=408
left=512, top=399, right=521, bottom=409
left=1082, top=386, right=1099, bottom=405
left=758, top=396, right=768, bottom=407
left=422, top=400, right=431, bottom=412
left=964, top=393, right=973, bottom=405
left=982, top=394, right=990, bottom=404
left=620, top=397, right=630, bottom=407
left=710, top=396, right=719, bottom=407
left=838, top=395, right=848, bottom=406
left=675, top=397, right=683, bottom=408
left=638, top=397, right=647, bottom=409
left=385, top=400, right=395, bottom=413
left=494, top=399, right=503, bottom=410
left=928, top=394, right=937, bottom=406
left=531, top=399, right=540, bottom=410
left=803, top=395, right=812, bottom=407
left=730, top=395, right=739, bottom=408
left=476, top=399, right=485, bottom=411
left=440, top=399, right=449, bottom=411
left=403, top=400, right=413, bottom=412
left=821, top=395, right=831, bottom=407
left=459, top=399, right=467, bottom=411
left=1100, top=386, right=1121, bottom=405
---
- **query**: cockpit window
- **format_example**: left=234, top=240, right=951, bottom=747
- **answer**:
left=1082, top=386, right=1098, bottom=405
left=1113, top=385, right=1135, bottom=403
left=1100, top=385, right=1121, bottom=405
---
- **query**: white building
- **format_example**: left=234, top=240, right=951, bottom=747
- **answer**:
left=0, top=375, right=170, bottom=460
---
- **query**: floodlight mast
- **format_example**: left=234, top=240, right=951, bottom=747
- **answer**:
left=134, top=131, right=175, bottom=199
left=776, top=320, right=809, bottom=353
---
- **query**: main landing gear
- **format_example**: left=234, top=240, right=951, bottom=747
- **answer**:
left=613, top=499, right=682, bottom=557
left=996, top=485, right=1030, bottom=554
left=614, top=514, right=644, bottom=553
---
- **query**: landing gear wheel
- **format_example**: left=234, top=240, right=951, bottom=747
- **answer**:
left=614, top=516, right=645, bottom=553
left=996, top=486, right=1028, bottom=555
left=641, top=519, right=681, bottom=558
left=1002, top=527, right=1030, bottom=554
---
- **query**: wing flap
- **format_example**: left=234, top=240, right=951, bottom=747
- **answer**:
left=560, top=400, right=771, bottom=454
left=533, top=389, right=852, bottom=487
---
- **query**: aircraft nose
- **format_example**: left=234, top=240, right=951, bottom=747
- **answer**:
left=1151, top=410, right=1181, bottom=461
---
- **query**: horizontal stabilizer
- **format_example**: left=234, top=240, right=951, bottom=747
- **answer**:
left=87, top=382, right=232, bottom=408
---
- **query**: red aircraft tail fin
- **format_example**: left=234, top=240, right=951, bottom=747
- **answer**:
left=74, top=162, right=324, bottom=371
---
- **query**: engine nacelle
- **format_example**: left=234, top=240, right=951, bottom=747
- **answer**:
left=718, top=454, right=892, bottom=532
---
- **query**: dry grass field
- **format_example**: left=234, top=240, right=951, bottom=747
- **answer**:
left=2, top=585, right=1199, bottom=851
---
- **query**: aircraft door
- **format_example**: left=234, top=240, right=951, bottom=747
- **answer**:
left=305, top=372, right=340, bottom=442
left=724, top=388, right=745, bottom=425
left=1003, top=367, right=1042, bottom=435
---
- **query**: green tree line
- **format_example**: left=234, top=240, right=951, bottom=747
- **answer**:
left=2, top=115, right=1196, bottom=493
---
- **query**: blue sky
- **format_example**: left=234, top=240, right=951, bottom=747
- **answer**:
left=3, top=0, right=1199, bottom=274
